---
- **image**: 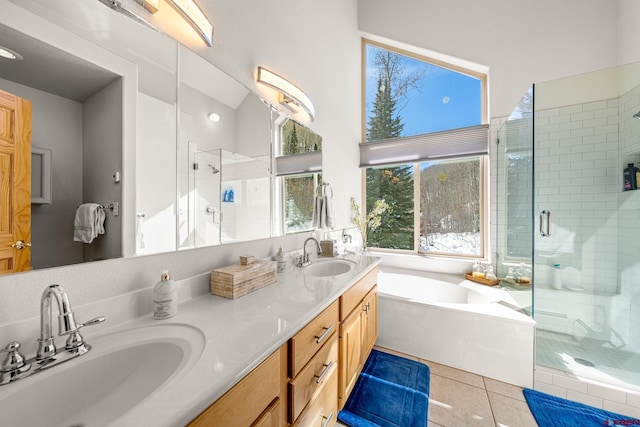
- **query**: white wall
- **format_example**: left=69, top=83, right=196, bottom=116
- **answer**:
left=617, top=0, right=640, bottom=65
left=137, top=93, right=177, bottom=255
left=358, top=0, right=621, bottom=119
left=82, top=78, right=124, bottom=262
left=195, top=0, right=362, bottom=227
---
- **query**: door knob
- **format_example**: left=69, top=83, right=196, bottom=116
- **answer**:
left=11, top=240, right=32, bottom=250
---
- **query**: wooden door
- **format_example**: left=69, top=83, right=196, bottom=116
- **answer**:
left=361, top=288, right=378, bottom=362
left=0, top=89, right=32, bottom=274
left=338, top=306, right=363, bottom=409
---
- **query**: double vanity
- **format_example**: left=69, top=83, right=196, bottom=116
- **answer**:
left=0, top=254, right=380, bottom=427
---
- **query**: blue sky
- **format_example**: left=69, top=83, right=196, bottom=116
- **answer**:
left=365, top=44, right=482, bottom=137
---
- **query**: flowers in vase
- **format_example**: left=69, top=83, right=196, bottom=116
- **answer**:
left=350, top=197, right=389, bottom=249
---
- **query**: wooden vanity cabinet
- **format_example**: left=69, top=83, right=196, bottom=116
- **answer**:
left=187, top=266, right=378, bottom=426
left=288, top=300, right=339, bottom=426
left=338, top=267, right=378, bottom=410
left=187, top=343, right=287, bottom=427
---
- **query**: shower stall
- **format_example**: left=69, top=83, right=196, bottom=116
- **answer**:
left=181, top=147, right=271, bottom=248
left=497, top=60, right=640, bottom=391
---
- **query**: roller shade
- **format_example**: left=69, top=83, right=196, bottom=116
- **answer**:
left=275, top=151, right=322, bottom=176
left=359, top=124, right=489, bottom=167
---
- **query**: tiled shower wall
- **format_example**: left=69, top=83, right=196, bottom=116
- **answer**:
left=534, top=87, right=640, bottom=347
left=533, top=98, right=625, bottom=342
left=534, top=98, right=619, bottom=295
left=618, top=83, right=640, bottom=348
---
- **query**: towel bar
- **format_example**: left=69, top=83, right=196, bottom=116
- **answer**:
left=99, top=202, right=119, bottom=217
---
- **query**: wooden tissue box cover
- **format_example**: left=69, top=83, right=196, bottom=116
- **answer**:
left=210, top=260, right=277, bottom=299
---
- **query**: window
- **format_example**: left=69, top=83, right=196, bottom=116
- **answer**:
left=362, top=39, right=487, bottom=257
left=275, top=118, right=323, bottom=234
left=283, top=174, right=321, bottom=234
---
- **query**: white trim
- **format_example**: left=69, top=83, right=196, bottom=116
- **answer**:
left=359, top=31, right=490, bottom=76
left=31, top=147, right=52, bottom=204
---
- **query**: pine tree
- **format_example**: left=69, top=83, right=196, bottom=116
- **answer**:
left=364, top=48, right=422, bottom=249
left=367, top=76, right=403, bottom=142
left=286, top=122, right=300, bottom=154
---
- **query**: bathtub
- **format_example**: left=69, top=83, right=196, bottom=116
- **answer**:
left=376, top=267, right=536, bottom=387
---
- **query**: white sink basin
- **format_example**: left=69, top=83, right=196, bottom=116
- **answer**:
left=0, top=323, right=205, bottom=427
left=305, top=258, right=356, bottom=277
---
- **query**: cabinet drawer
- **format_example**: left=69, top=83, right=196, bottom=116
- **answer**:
left=289, top=333, right=338, bottom=422
left=340, top=267, right=377, bottom=320
left=290, top=300, right=339, bottom=377
left=188, top=348, right=281, bottom=426
left=292, top=362, right=338, bottom=427
left=252, top=397, right=281, bottom=427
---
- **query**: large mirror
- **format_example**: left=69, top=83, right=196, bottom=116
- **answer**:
left=0, top=20, right=128, bottom=273
left=0, top=0, right=322, bottom=274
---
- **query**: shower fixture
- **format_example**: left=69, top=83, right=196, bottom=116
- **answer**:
left=633, top=111, right=640, bottom=120
left=208, top=164, right=219, bottom=174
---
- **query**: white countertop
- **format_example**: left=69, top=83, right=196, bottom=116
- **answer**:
left=92, top=254, right=380, bottom=427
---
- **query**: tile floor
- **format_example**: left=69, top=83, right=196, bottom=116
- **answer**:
left=536, top=328, right=640, bottom=389
left=338, top=346, right=538, bottom=427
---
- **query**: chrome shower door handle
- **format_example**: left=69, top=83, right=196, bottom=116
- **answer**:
left=540, top=210, right=551, bottom=237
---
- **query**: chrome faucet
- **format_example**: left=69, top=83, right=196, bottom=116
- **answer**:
left=298, top=237, right=322, bottom=267
left=0, top=284, right=105, bottom=385
left=38, top=284, right=106, bottom=360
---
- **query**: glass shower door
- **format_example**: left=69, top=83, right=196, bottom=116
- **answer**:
left=533, top=63, right=640, bottom=389
left=193, top=149, right=222, bottom=247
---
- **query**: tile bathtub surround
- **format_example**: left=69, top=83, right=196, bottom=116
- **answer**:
left=535, top=365, right=640, bottom=420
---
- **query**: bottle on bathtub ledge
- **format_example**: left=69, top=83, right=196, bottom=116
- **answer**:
left=551, top=263, right=562, bottom=290
left=485, top=266, right=497, bottom=281
left=516, top=263, right=532, bottom=285
left=472, top=259, right=485, bottom=278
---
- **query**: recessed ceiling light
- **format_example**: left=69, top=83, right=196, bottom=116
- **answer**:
left=0, top=46, right=23, bottom=61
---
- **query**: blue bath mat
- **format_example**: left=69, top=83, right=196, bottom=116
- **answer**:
left=524, top=388, right=639, bottom=426
left=338, top=350, right=430, bottom=427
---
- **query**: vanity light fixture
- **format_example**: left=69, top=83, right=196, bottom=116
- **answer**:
left=166, top=0, right=214, bottom=46
left=208, top=113, right=220, bottom=122
left=134, top=0, right=159, bottom=13
left=0, top=46, right=23, bottom=61
left=256, top=66, right=315, bottom=122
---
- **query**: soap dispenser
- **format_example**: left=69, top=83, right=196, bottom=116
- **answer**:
left=153, top=270, right=178, bottom=319
left=275, top=247, right=287, bottom=272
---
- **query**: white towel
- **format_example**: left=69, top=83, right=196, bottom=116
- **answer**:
left=324, top=193, right=335, bottom=229
left=73, top=203, right=106, bottom=243
left=312, top=184, right=335, bottom=230
left=312, top=195, right=323, bottom=228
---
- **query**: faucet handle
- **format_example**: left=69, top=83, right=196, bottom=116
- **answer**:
left=1, top=342, right=29, bottom=373
left=59, top=316, right=106, bottom=336
left=78, top=316, right=106, bottom=329
left=63, top=316, right=105, bottom=352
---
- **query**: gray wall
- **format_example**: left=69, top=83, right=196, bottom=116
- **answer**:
left=0, top=77, right=84, bottom=268
left=82, top=78, right=123, bottom=262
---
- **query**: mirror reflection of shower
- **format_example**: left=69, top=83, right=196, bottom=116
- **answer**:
left=186, top=146, right=271, bottom=248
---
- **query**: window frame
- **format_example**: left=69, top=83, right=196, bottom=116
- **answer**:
left=360, top=38, right=489, bottom=259
left=273, top=115, right=322, bottom=235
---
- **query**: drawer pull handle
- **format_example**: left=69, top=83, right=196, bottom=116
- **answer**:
left=321, top=411, right=334, bottom=427
left=362, top=302, right=371, bottom=313
left=315, top=360, right=334, bottom=384
left=315, top=324, right=334, bottom=344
